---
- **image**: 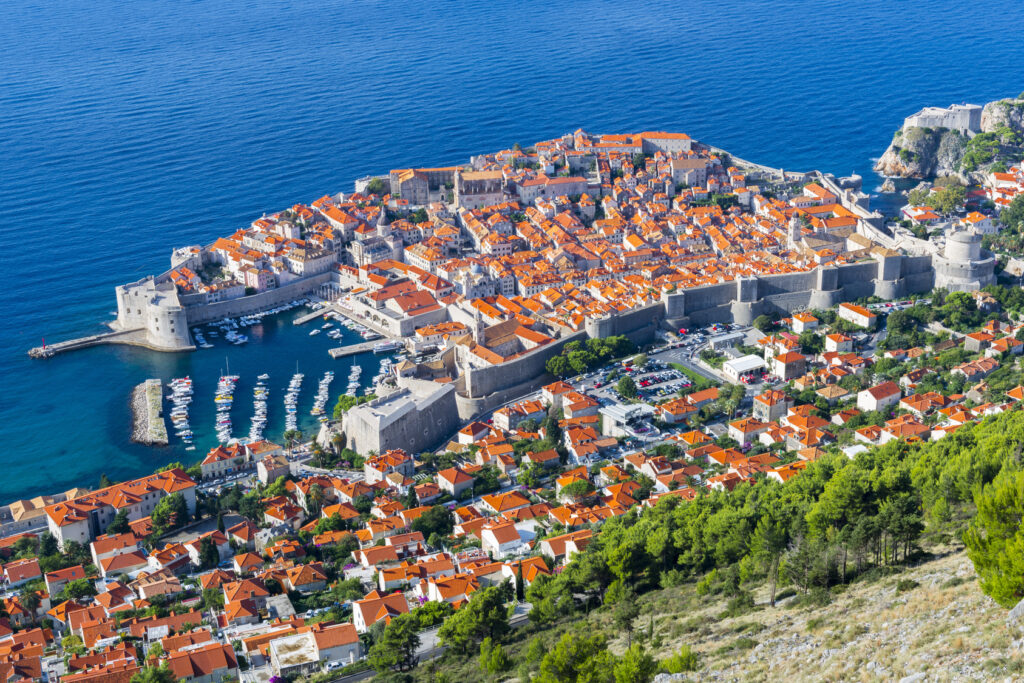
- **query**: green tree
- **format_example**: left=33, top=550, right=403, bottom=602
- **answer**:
left=19, top=586, right=40, bottom=615
left=611, top=587, right=641, bottom=646
left=410, top=505, right=454, bottom=540
left=798, top=331, right=823, bottom=355
left=107, top=509, right=131, bottom=535
left=753, top=314, right=774, bottom=332
left=129, top=665, right=177, bottom=683
left=62, top=634, right=86, bottom=657
left=151, top=492, right=188, bottom=537
left=437, top=586, right=510, bottom=654
left=305, top=484, right=325, bottom=517
left=560, top=479, right=595, bottom=503
left=39, top=532, right=58, bottom=557
left=965, top=468, right=1024, bottom=607
left=534, top=631, right=617, bottom=683
left=479, top=637, right=511, bottom=675
left=413, top=600, right=452, bottom=629
left=366, top=177, right=387, bottom=195
left=367, top=612, right=420, bottom=672
left=546, top=355, right=571, bottom=379
left=198, top=536, right=220, bottom=569
left=617, top=376, right=638, bottom=399
left=60, top=578, right=98, bottom=601
left=614, top=644, right=656, bottom=683
left=750, top=511, right=789, bottom=606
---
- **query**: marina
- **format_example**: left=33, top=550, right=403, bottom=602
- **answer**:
left=249, top=375, right=269, bottom=442
left=214, top=374, right=239, bottom=443
left=167, top=377, right=194, bottom=449
left=310, top=371, right=334, bottom=422
left=284, top=371, right=303, bottom=432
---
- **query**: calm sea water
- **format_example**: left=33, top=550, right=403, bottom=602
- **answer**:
left=1, top=0, right=1022, bottom=502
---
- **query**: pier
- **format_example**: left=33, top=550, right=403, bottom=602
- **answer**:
left=328, top=340, right=388, bottom=359
left=293, top=306, right=332, bottom=326
left=28, top=329, right=195, bottom=358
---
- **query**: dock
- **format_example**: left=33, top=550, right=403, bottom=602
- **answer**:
left=293, top=305, right=332, bottom=326
left=328, top=340, right=388, bottom=359
left=28, top=328, right=194, bottom=358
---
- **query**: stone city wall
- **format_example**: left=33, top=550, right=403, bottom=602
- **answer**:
left=182, top=273, right=333, bottom=325
left=463, top=330, right=587, bottom=398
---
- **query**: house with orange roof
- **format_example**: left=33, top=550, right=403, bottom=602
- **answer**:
left=437, top=467, right=474, bottom=498
left=480, top=520, right=528, bottom=558
left=45, top=469, right=197, bottom=549
left=824, top=332, right=853, bottom=353
left=479, top=491, right=532, bottom=516
left=539, top=529, right=593, bottom=563
left=352, top=590, right=409, bottom=633
left=768, top=460, right=808, bottom=484
left=284, top=563, right=328, bottom=594
left=44, top=565, right=85, bottom=598
left=773, top=351, right=806, bottom=381
left=3, top=558, right=41, bottom=589
left=837, top=302, right=877, bottom=329
left=752, top=389, right=793, bottom=422
left=858, top=381, right=902, bottom=412
left=363, top=449, right=415, bottom=485
left=727, top=417, right=770, bottom=445
left=165, top=642, right=238, bottom=683
left=421, top=572, right=480, bottom=606
left=791, top=312, right=819, bottom=334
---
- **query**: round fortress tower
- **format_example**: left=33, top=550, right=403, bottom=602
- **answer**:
left=933, top=230, right=994, bottom=292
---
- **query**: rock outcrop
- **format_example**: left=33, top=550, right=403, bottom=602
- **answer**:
left=981, top=97, right=1024, bottom=133
left=874, top=126, right=967, bottom=179
left=875, top=92, right=1024, bottom=180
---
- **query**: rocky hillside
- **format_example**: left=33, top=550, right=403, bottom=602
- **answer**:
left=874, top=126, right=968, bottom=179
left=644, top=547, right=1022, bottom=682
left=874, top=94, right=1024, bottom=180
left=981, top=96, right=1024, bottom=133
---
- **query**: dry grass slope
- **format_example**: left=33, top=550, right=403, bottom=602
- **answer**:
left=631, top=548, right=1024, bottom=682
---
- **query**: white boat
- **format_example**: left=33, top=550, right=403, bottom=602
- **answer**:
left=373, top=340, right=403, bottom=353
left=309, top=329, right=321, bottom=336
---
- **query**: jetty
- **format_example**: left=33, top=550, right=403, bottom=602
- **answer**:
left=328, top=340, right=386, bottom=359
left=131, top=379, right=168, bottom=446
left=29, top=329, right=194, bottom=358
left=293, top=306, right=332, bottom=326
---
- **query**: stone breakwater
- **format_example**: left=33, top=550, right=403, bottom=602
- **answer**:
left=131, top=379, right=167, bottom=446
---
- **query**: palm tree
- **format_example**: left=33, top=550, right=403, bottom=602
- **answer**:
left=306, top=484, right=325, bottom=516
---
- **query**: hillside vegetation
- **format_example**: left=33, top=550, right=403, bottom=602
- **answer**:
left=389, top=408, right=1024, bottom=682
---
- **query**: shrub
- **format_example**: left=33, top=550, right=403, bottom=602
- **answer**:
left=896, top=579, right=920, bottom=593
left=661, top=644, right=698, bottom=673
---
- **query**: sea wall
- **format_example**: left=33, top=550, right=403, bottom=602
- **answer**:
left=182, top=272, right=334, bottom=325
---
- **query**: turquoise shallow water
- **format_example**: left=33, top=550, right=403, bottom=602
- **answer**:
left=1, top=0, right=1023, bottom=502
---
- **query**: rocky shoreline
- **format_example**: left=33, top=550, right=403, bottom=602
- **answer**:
left=131, top=379, right=168, bottom=446
left=874, top=94, right=1024, bottom=180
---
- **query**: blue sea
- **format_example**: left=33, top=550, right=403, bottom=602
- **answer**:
left=1, top=0, right=1022, bottom=503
